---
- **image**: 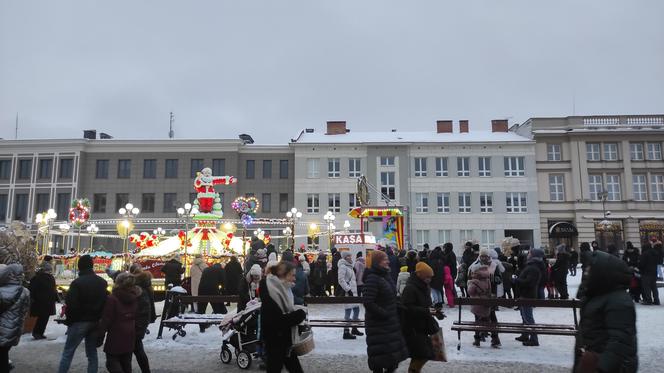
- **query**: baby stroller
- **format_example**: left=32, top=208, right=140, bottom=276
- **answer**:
left=160, top=286, right=188, bottom=340
left=219, top=300, right=262, bottom=369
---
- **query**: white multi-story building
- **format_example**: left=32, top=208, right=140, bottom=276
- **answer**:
left=291, top=120, right=541, bottom=254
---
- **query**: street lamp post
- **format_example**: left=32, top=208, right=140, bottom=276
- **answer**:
left=323, top=211, right=336, bottom=250
left=58, top=223, right=71, bottom=255
left=86, top=223, right=99, bottom=252
left=177, top=203, right=198, bottom=273
left=119, top=203, right=140, bottom=267
left=286, top=207, right=302, bottom=251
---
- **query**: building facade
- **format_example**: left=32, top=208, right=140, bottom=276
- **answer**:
left=292, top=120, right=541, bottom=254
left=511, top=114, right=664, bottom=251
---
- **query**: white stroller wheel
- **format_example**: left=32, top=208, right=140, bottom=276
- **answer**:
left=220, top=347, right=232, bottom=364
left=236, top=351, right=252, bottom=369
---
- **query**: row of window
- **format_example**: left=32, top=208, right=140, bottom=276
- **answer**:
left=0, top=192, right=71, bottom=222
left=0, top=159, right=74, bottom=180
left=546, top=142, right=663, bottom=162
left=94, top=159, right=289, bottom=180
left=91, top=192, right=290, bottom=214
left=415, top=229, right=496, bottom=250
left=414, top=192, right=528, bottom=213
left=547, top=173, right=664, bottom=201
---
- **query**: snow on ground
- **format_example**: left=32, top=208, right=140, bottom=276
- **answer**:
left=11, top=272, right=664, bottom=372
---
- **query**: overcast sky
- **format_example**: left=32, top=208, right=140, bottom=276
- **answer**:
left=1, top=1, right=663, bottom=144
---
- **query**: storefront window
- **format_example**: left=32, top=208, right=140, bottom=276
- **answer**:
left=594, top=220, right=624, bottom=251
left=639, top=220, right=664, bottom=246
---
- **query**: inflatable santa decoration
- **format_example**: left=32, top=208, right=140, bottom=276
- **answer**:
left=193, top=167, right=237, bottom=213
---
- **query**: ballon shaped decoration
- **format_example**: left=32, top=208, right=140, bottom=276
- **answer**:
left=232, top=196, right=260, bottom=227
left=69, top=199, right=91, bottom=228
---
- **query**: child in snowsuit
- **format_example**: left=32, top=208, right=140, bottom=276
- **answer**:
left=396, top=266, right=410, bottom=296
left=443, top=265, right=455, bottom=307
left=455, top=263, right=468, bottom=298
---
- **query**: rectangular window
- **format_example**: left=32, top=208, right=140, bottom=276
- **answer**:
left=478, top=157, right=491, bottom=177
left=603, top=143, right=618, bottom=161
left=480, top=192, right=493, bottom=213
left=306, top=158, right=319, bottom=178
left=280, top=160, right=289, bottom=179
left=650, top=174, right=664, bottom=201
left=262, top=193, right=272, bottom=213
left=56, top=193, right=70, bottom=220
left=586, top=143, right=601, bottom=161
left=349, top=193, right=358, bottom=210
left=246, top=160, right=255, bottom=179
left=504, top=156, right=525, bottom=176
left=633, top=175, right=647, bottom=201
left=96, top=160, right=109, bottom=179
left=481, top=230, right=495, bottom=249
left=0, top=194, right=8, bottom=222
left=279, top=193, right=289, bottom=213
left=630, top=143, right=644, bottom=161
left=18, top=159, right=32, bottom=179
left=435, top=157, right=448, bottom=177
left=191, top=159, right=204, bottom=178
left=212, top=159, right=226, bottom=175
left=115, top=193, right=129, bottom=212
left=348, top=158, right=361, bottom=178
left=647, top=143, right=662, bottom=160
left=141, top=193, right=155, bottom=213
left=262, top=160, right=272, bottom=179
left=414, top=158, right=427, bottom=177
left=0, top=160, right=11, bottom=180
left=588, top=175, right=604, bottom=201
left=328, top=193, right=341, bottom=213
left=380, top=156, right=395, bottom=166
left=35, top=193, right=49, bottom=214
left=457, top=157, right=470, bottom=177
left=59, top=159, right=73, bottom=178
left=165, top=159, right=178, bottom=178
left=307, top=194, right=320, bottom=213
left=436, top=193, right=450, bottom=213
left=416, top=230, right=430, bottom=250
left=380, top=171, right=396, bottom=200
left=163, top=193, right=177, bottom=213
left=460, top=230, right=473, bottom=245
left=606, top=174, right=621, bottom=201
left=415, top=193, right=429, bottom=213
left=438, top=230, right=451, bottom=245
left=13, top=193, right=28, bottom=221
left=328, top=158, right=340, bottom=178
left=458, top=192, right=471, bottom=213
left=117, top=159, right=131, bottom=179
left=547, top=144, right=562, bottom=161
left=506, top=192, right=527, bottom=213
left=38, top=159, right=52, bottom=179
left=143, top=159, right=157, bottom=179
left=93, top=193, right=107, bottom=213
left=549, top=174, right=565, bottom=201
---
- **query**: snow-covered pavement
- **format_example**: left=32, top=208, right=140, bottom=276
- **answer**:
left=11, top=273, right=663, bottom=372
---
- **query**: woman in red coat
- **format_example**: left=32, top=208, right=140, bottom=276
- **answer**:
left=97, top=272, right=141, bottom=373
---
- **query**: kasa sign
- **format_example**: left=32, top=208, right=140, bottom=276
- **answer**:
left=334, top=234, right=376, bottom=245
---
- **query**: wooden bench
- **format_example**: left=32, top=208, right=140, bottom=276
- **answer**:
left=451, top=297, right=580, bottom=350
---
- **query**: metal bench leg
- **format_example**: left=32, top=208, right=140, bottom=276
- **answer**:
left=157, top=292, right=172, bottom=339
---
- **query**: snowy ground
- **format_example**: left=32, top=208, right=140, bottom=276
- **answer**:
left=11, top=273, right=663, bottom=372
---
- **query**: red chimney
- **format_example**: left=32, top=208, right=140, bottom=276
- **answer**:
left=436, top=120, right=453, bottom=133
left=459, top=120, right=469, bottom=133
left=491, top=119, right=509, bottom=133
left=326, top=121, right=348, bottom=135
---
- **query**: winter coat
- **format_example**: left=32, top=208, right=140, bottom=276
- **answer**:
left=622, top=249, right=639, bottom=268
left=443, top=266, right=454, bottom=287
left=500, top=261, right=514, bottom=291
left=387, top=250, right=400, bottom=285
left=574, top=251, right=637, bottom=373
left=64, top=268, right=108, bottom=325
left=462, top=248, right=476, bottom=269
left=427, top=250, right=445, bottom=291
left=338, top=259, right=358, bottom=310
left=363, top=266, right=408, bottom=371
left=570, top=250, right=579, bottom=265
left=0, top=264, right=30, bottom=347
left=198, top=264, right=224, bottom=296
left=237, top=275, right=259, bottom=312
left=98, top=286, right=140, bottom=355
left=638, top=247, right=659, bottom=277
left=401, top=274, right=439, bottom=360
left=467, top=266, right=492, bottom=318
left=552, top=252, right=570, bottom=282
left=309, top=258, right=328, bottom=288
left=354, top=257, right=366, bottom=286
left=292, top=265, right=309, bottom=306
left=405, top=252, right=418, bottom=274
left=514, top=258, right=542, bottom=299
left=134, top=271, right=156, bottom=331
left=455, top=263, right=468, bottom=288
left=161, top=259, right=184, bottom=287
left=29, top=270, right=57, bottom=317
left=259, top=278, right=307, bottom=354
left=396, top=272, right=410, bottom=296
left=189, top=258, right=208, bottom=297
left=224, top=257, right=243, bottom=295
left=442, top=247, right=458, bottom=279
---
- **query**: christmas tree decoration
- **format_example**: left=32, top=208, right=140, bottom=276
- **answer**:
left=68, top=199, right=91, bottom=228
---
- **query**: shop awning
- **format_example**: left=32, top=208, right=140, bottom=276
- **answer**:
left=348, top=207, right=403, bottom=219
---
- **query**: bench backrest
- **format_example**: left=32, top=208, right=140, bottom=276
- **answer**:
left=173, top=295, right=368, bottom=305
left=455, top=297, right=579, bottom=308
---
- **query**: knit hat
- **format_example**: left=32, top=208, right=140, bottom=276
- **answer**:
left=529, top=248, right=545, bottom=259
left=78, top=255, right=93, bottom=271
left=356, top=251, right=363, bottom=258
left=400, top=266, right=408, bottom=273
left=40, top=262, right=53, bottom=275
left=341, top=251, right=352, bottom=259
left=371, top=250, right=388, bottom=268
left=415, top=262, right=434, bottom=277
left=114, top=272, right=135, bottom=289
left=268, top=252, right=277, bottom=262
left=249, top=264, right=262, bottom=277
left=479, top=247, right=492, bottom=257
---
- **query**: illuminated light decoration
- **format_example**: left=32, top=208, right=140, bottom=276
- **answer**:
left=348, top=207, right=403, bottom=218
left=69, top=199, right=91, bottom=228
left=193, top=167, right=237, bottom=215
left=116, top=220, right=134, bottom=239
left=241, top=214, right=254, bottom=227
left=232, top=196, right=260, bottom=216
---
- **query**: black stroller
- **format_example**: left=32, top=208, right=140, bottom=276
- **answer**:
left=219, top=301, right=261, bottom=369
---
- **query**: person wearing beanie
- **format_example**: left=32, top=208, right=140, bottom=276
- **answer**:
left=396, top=266, right=410, bottom=297
left=354, top=252, right=366, bottom=296
left=29, top=261, right=58, bottom=340
left=363, top=249, right=408, bottom=372
left=513, top=248, right=546, bottom=346
left=468, top=249, right=502, bottom=348
left=401, top=259, right=439, bottom=373
left=58, top=255, right=108, bottom=373
left=552, top=244, right=570, bottom=300
left=238, top=264, right=262, bottom=312
left=338, top=251, right=363, bottom=339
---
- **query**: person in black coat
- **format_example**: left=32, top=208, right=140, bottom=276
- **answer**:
left=29, top=262, right=58, bottom=339
left=160, top=258, right=184, bottom=287
left=569, top=248, right=579, bottom=276
left=386, top=247, right=400, bottom=286
left=405, top=251, right=418, bottom=274
left=461, top=242, right=475, bottom=269
left=426, top=247, right=445, bottom=306
left=638, top=243, right=660, bottom=305
left=579, top=242, right=592, bottom=273
left=260, top=261, right=307, bottom=373
left=133, top=269, right=155, bottom=373
left=513, top=249, right=543, bottom=346
left=574, top=251, right=637, bottom=372
left=329, top=248, right=342, bottom=296
left=551, top=244, right=570, bottom=299
left=442, top=243, right=457, bottom=280
left=197, top=263, right=227, bottom=316
left=622, top=242, right=641, bottom=303
left=363, top=250, right=408, bottom=373
left=223, top=256, right=243, bottom=296
left=400, top=262, right=439, bottom=373
left=309, top=254, right=327, bottom=296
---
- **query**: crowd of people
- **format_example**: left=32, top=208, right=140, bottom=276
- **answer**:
left=0, top=233, right=659, bottom=372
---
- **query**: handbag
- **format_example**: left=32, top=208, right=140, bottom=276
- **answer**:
left=430, top=328, right=447, bottom=362
left=575, top=350, right=599, bottom=372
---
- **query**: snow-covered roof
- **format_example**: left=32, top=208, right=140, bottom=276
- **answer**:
left=293, top=130, right=532, bottom=144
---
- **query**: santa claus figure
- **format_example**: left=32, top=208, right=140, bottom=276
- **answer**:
left=193, top=167, right=237, bottom=213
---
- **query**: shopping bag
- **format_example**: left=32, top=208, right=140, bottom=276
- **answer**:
left=430, top=328, right=447, bottom=362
